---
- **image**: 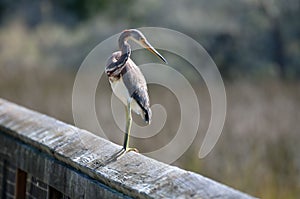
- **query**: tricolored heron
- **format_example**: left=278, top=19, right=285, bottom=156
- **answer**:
left=105, top=29, right=167, bottom=154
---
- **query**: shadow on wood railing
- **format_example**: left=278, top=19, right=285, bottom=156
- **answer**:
left=0, top=98, right=257, bottom=199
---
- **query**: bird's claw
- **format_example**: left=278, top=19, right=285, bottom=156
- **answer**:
left=125, top=147, right=139, bottom=153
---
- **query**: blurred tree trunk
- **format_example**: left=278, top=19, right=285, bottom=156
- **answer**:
left=259, top=0, right=286, bottom=79
left=41, top=0, right=52, bottom=22
left=271, top=17, right=286, bottom=79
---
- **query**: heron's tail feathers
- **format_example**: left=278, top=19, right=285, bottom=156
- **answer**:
left=131, top=89, right=151, bottom=124
left=144, top=107, right=152, bottom=124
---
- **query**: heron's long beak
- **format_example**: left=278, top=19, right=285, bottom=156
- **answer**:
left=140, top=40, right=167, bottom=64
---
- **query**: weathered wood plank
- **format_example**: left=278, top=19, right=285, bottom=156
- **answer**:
left=0, top=121, right=128, bottom=199
left=0, top=98, right=257, bottom=199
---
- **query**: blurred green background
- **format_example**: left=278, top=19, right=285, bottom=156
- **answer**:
left=0, top=0, right=299, bottom=198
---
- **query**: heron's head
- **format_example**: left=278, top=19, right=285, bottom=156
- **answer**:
left=119, top=29, right=167, bottom=64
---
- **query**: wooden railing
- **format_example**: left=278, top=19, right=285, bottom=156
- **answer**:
left=0, top=98, right=257, bottom=199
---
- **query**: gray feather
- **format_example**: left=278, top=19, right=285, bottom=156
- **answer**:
left=122, top=59, right=151, bottom=123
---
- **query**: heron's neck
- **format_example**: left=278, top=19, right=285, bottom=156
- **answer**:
left=119, top=30, right=133, bottom=57
left=119, top=42, right=131, bottom=58
left=105, top=32, right=132, bottom=77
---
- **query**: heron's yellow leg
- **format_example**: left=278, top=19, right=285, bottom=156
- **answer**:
left=122, top=102, right=138, bottom=152
left=123, top=101, right=131, bottom=150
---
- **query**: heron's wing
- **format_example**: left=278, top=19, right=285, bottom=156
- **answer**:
left=105, top=51, right=129, bottom=75
left=131, top=89, right=152, bottom=123
left=122, top=61, right=152, bottom=123
left=122, top=61, right=146, bottom=95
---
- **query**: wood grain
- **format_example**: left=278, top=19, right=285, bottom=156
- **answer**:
left=0, top=98, right=257, bottom=199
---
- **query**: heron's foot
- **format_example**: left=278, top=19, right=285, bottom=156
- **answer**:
left=102, top=148, right=126, bottom=165
left=95, top=147, right=139, bottom=169
left=125, top=147, right=139, bottom=153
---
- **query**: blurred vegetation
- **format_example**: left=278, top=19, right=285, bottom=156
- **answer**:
left=0, top=0, right=299, bottom=198
left=1, top=0, right=299, bottom=79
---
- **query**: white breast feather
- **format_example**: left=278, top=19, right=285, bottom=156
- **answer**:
left=110, top=77, right=142, bottom=115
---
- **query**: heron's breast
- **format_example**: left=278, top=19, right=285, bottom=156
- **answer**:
left=110, top=77, right=130, bottom=105
left=109, top=77, right=143, bottom=116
